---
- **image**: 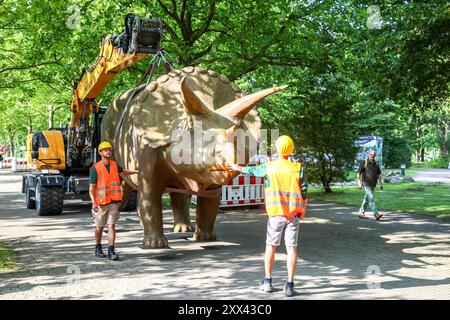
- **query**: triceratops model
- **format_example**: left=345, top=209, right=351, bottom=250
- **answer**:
left=102, top=66, right=286, bottom=248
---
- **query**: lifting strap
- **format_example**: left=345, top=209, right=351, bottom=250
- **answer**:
left=363, top=159, right=378, bottom=180
left=113, top=49, right=175, bottom=150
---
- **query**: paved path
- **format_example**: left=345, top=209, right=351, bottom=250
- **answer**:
left=410, top=168, right=450, bottom=184
left=1, top=169, right=449, bottom=300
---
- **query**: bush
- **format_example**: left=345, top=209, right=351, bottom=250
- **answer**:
left=413, top=157, right=450, bottom=169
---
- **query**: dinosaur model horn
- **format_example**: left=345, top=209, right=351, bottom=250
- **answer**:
left=180, top=76, right=208, bottom=115
left=217, top=85, right=288, bottom=118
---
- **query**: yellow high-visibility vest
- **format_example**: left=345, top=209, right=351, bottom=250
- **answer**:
left=265, top=159, right=306, bottom=219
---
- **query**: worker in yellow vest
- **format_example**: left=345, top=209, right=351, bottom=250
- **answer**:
left=229, top=135, right=307, bottom=297
left=89, top=141, right=137, bottom=261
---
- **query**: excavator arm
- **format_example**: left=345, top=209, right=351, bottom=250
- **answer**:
left=66, top=14, right=163, bottom=169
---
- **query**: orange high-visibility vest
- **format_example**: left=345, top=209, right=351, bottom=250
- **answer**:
left=265, top=159, right=306, bottom=219
left=93, top=160, right=122, bottom=205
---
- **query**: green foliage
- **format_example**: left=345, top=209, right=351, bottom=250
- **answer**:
left=350, top=2, right=450, bottom=164
left=352, top=98, right=412, bottom=169
left=360, top=2, right=450, bottom=104
left=383, top=135, right=413, bottom=168
left=0, top=0, right=316, bottom=149
left=293, top=73, right=359, bottom=191
left=413, top=157, right=450, bottom=169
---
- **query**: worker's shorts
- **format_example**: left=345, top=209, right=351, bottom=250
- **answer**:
left=266, top=215, right=300, bottom=247
left=92, top=203, right=120, bottom=228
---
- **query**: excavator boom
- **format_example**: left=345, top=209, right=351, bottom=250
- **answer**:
left=66, top=14, right=163, bottom=169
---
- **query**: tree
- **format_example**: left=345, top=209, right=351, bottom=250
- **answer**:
left=0, top=0, right=317, bottom=143
left=257, top=68, right=360, bottom=193
left=336, top=1, right=449, bottom=168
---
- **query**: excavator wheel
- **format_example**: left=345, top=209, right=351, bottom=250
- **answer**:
left=24, top=179, right=36, bottom=209
left=35, top=182, right=64, bottom=216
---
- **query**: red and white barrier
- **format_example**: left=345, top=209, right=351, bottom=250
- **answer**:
left=0, top=157, right=13, bottom=169
left=220, top=175, right=265, bottom=207
left=11, top=158, right=31, bottom=172
left=191, top=174, right=266, bottom=208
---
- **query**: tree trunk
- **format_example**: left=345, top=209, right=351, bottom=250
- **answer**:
left=6, top=124, right=15, bottom=157
left=27, top=116, right=33, bottom=134
left=321, top=179, right=333, bottom=193
left=48, top=105, right=54, bottom=129
left=420, top=147, right=425, bottom=162
left=414, top=112, right=423, bottom=162
left=446, top=122, right=450, bottom=157
left=8, top=134, right=14, bottom=157
left=438, top=120, right=449, bottom=158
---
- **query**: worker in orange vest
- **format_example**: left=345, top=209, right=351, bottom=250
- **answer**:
left=89, top=141, right=137, bottom=260
left=229, top=135, right=307, bottom=297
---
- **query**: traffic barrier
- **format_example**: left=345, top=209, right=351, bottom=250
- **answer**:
left=12, top=158, right=31, bottom=172
left=191, top=174, right=265, bottom=208
left=0, top=157, right=13, bottom=169
left=220, top=174, right=265, bottom=207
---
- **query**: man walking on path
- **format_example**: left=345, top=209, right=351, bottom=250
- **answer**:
left=89, top=141, right=137, bottom=261
left=357, top=150, right=383, bottom=221
left=229, top=135, right=307, bottom=297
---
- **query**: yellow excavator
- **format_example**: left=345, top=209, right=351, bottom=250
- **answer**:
left=22, top=14, right=164, bottom=215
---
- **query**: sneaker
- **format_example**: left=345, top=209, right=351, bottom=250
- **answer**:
left=259, top=278, right=273, bottom=292
left=95, top=244, right=106, bottom=258
left=358, top=213, right=369, bottom=219
left=108, top=245, right=119, bottom=261
left=375, top=213, right=383, bottom=221
left=283, top=281, right=295, bottom=297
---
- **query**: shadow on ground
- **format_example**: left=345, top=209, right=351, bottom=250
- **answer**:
left=1, top=174, right=449, bottom=299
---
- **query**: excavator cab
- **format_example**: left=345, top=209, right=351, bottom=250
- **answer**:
left=26, top=130, right=66, bottom=170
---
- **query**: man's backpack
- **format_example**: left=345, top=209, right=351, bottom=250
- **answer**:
left=364, top=159, right=378, bottom=169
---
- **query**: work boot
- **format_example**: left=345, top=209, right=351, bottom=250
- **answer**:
left=108, top=245, right=119, bottom=261
left=259, top=277, right=273, bottom=292
left=95, top=244, right=106, bottom=258
left=283, top=281, right=295, bottom=297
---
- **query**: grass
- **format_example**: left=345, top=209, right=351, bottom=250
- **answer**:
left=162, top=195, right=171, bottom=206
left=308, top=182, right=450, bottom=219
left=0, top=242, right=16, bottom=272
